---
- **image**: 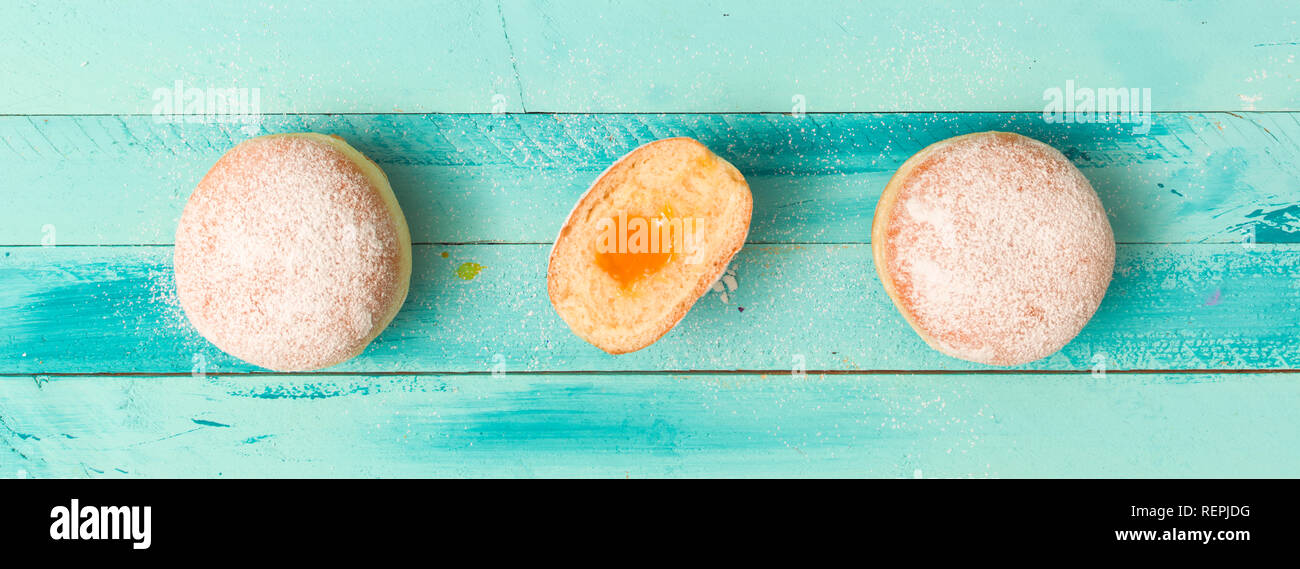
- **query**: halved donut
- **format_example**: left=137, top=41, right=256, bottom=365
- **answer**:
left=548, top=138, right=752, bottom=354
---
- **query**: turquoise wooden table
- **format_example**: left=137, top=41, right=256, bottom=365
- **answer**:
left=1, top=1, right=1297, bottom=477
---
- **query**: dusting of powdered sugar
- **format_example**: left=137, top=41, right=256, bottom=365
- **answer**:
left=883, top=133, right=1114, bottom=366
left=173, top=135, right=403, bottom=371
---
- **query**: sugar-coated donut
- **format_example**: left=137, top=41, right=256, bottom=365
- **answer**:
left=548, top=137, right=752, bottom=354
left=174, top=133, right=412, bottom=371
left=872, top=132, right=1114, bottom=366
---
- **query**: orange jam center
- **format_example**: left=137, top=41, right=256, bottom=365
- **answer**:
left=594, top=206, right=679, bottom=288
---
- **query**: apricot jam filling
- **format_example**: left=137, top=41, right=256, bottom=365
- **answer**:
left=594, top=206, right=681, bottom=288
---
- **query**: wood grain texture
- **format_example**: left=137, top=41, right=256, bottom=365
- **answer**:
left=2, top=113, right=1298, bottom=246
left=3, top=243, right=1297, bottom=374
left=2, top=1, right=1295, bottom=114
left=3, top=372, right=1298, bottom=478
left=3, top=0, right=1298, bottom=478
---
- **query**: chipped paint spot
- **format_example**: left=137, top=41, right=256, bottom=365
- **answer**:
left=1226, top=204, right=1300, bottom=242
left=1204, top=288, right=1222, bottom=307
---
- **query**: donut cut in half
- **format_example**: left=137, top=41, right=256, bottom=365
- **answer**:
left=548, top=137, right=752, bottom=354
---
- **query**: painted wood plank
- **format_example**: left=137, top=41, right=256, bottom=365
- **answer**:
left=3, top=372, right=1297, bottom=478
left=0, top=0, right=523, bottom=115
left=2, top=1, right=1296, bottom=114
left=2, top=113, right=1297, bottom=246
left=2, top=243, right=1296, bottom=374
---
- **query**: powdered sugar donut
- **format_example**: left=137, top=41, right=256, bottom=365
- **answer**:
left=872, top=132, right=1114, bottom=366
left=174, top=133, right=412, bottom=371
